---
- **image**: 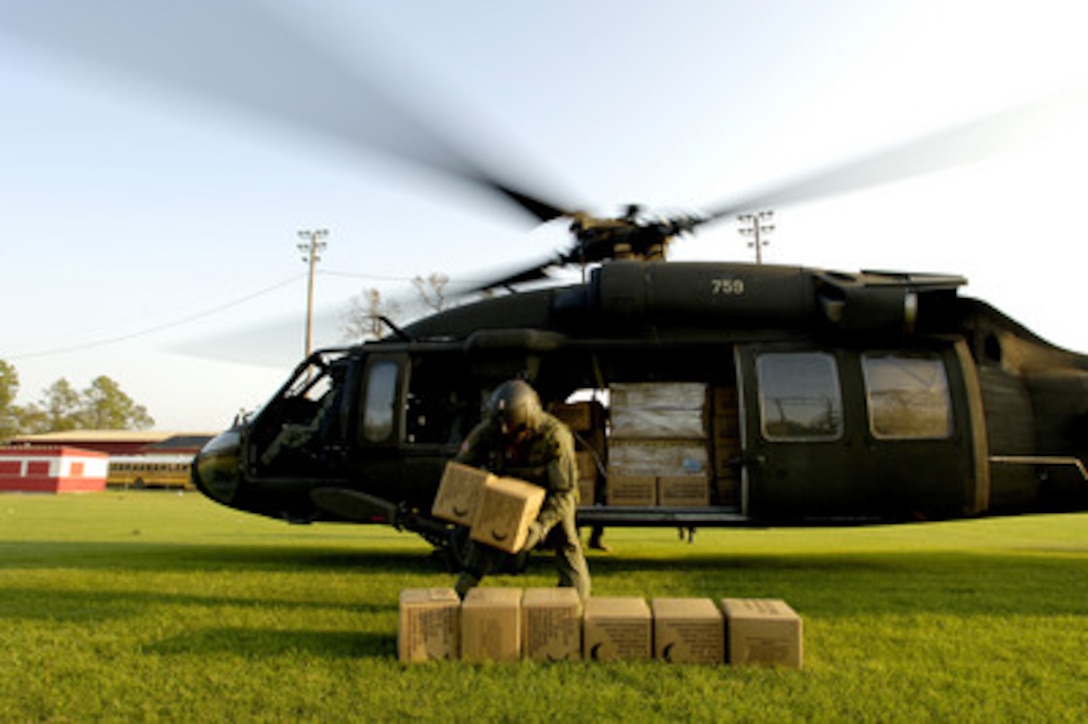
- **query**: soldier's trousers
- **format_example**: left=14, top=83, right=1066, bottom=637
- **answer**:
left=454, top=512, right=591, bottom=601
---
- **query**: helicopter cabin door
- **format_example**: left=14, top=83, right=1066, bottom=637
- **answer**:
left=354, top=350, right=474, bottom=509
left=737, top=342, right=982, bottom=522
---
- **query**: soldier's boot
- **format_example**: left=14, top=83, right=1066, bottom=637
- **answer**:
left=454, top=570, right=480, bottom=600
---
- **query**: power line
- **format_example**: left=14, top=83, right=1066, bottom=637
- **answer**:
left=6, top=274, right=307, bottom=361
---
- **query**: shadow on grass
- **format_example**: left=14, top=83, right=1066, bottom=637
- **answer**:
left=0, top=585, right=396, bottom=623
left=0, top=540, right=444, bottom=573
left=524, top=549, right=1088, bottom=618
left=3, top=540, right=1087, bottom=621
left=145, top=628, right=393, bottom=659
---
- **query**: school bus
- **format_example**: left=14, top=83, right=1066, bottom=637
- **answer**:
left=107, top=454, right=194, bottom=489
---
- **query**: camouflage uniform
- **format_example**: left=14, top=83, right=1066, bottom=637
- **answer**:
left=453, top=411, right=591, bottom=600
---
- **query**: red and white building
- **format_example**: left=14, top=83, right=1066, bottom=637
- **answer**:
left=0, top=446, right=109, bottom=493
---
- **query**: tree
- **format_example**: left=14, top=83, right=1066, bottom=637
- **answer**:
left=0, top=360, right=19, bottom=442
left=0, top=362, right=154, bottom=435
left=79, top=376, right=154, bottom=430
left=341, top=272, right=453, bottom=343
left=342, top=287, right=402, bottom=342
left=39, top=378, right=82, bottom=432
left=412, top=272, right=450, bottom=313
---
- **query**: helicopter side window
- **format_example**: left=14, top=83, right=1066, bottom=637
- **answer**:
left=862, top=353, right=952, bottom=439
left=362, top=360, right=399, bottom=443
left=757, top=352, right=843, bottom=441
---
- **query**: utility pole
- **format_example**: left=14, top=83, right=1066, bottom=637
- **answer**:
left=737, top=210, right=774, bottom=264
left=297, top=228, right=328, bottom=357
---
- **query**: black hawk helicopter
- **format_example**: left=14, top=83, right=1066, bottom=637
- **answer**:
left=7, top=3, right=1086, bottom=554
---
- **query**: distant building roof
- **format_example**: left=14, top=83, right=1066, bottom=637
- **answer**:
left=7, top=430, right=219, bottom=456
left=146, top=434, right=216, bottom=452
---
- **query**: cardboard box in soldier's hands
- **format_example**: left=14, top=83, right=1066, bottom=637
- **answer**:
left=432, top=462, right=545, bottom=554
left=720, top=598, right=803, bottom=669
left=432, top=461, right=491, bottom=527
left=469, top=476, right=545, bottom=553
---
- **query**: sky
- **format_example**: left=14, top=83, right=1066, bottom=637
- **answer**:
left=1, top=0, right=1087, bottom=432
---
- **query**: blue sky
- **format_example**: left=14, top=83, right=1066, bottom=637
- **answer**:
left=1, top=0, right=1086, bottom=431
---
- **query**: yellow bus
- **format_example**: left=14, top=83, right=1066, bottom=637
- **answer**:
left=107, top=454, right=194, bottom=489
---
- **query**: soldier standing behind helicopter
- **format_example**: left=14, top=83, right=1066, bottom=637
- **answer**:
left=453, top=379, right=591, bottom=601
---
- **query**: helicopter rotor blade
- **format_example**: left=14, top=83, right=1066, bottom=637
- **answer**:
left=701, top=88, right=1087, bottom=223
left=456, top=255, right=566, bottom=294
left=0, top=0, right=574, bottom=224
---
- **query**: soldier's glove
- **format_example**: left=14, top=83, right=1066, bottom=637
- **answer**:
left=521, top=521, right=545, bottom=552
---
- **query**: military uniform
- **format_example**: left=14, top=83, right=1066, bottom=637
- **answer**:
left=454, top=411, right=591, bottom=600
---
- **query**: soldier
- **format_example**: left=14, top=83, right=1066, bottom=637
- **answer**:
left=453, top=379, right=591, bottom=600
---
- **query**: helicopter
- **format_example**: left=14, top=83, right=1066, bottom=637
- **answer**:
left=190, top=200, right=1088, bottom=552
left=5, top=3, right=1087, bottom=555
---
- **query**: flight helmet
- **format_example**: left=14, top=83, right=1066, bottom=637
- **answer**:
left=488, top=379, right=542, bottom=437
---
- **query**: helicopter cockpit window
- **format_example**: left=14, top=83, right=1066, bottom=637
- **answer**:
left=757, top=352, right=843, bottom=441
left=363, top=360, right=399, bottom=443
left=255, top=356, right=349, bottom=472
left=862, top=353, right=952, bottom=439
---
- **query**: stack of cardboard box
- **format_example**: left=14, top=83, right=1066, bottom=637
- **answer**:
left=398, top=588, right=803, bottom=668
left=549, top=400, right=606, bottom=506
left=710, top=385, right=742, bottom=506
left=607, top=382, right=711, bottom=507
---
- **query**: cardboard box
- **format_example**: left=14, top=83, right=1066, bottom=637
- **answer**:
left=658, top=474, right=711, bottom=507
left=605, top=472, right=656, bottom=506
left=720, top=598, right=803, bottom=669
left=578, top=477, right=596, bottom=506
left=714, top=470, right=740, bottom=504
left=432, top=461, right=491, bottom=527
left=712, top=413, right=740, bottom=440
left=712, top=386, right=739, bottom=415
left=469, top=477, right=546, bottom=553
left=713, top=439, right=742, bottom=477
left=460, top=588, right=522, bottom=662
left=611, top=407, right=708, bottom=439
left=549, top=401, right=602, bottom=432
left=397, top=588, right=460, bottom=663
left=583, top=597, right=652, bottom=661
left=611, top=382, right=707, bottom=410
left=652, top=598, right=725, bottom=664
left=575, top=450, right=598, bottom=481
left=522, top=588, right=583, bottom=661
left=608, top=439, right=709, bottom=476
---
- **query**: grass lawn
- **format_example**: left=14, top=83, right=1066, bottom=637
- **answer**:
left=1, top=491, right=1085, bottom=721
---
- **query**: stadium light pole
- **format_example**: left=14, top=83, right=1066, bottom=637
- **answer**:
left=297, top=228, right=328, bottom=357
left=737, top=210, right=775, bottom=264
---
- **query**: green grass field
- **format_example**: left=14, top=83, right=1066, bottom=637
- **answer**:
left=1, top=492, right=1085, bottom=721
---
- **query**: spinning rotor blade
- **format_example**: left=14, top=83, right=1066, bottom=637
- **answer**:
left=458, top=255, right=565, bottom=293
left=703, top=88, right=1088, bottom=222
left=0, top=0, right=572, bottom=224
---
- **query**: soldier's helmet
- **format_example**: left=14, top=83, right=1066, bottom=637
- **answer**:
left=488, top=379, right=542, bottom=437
